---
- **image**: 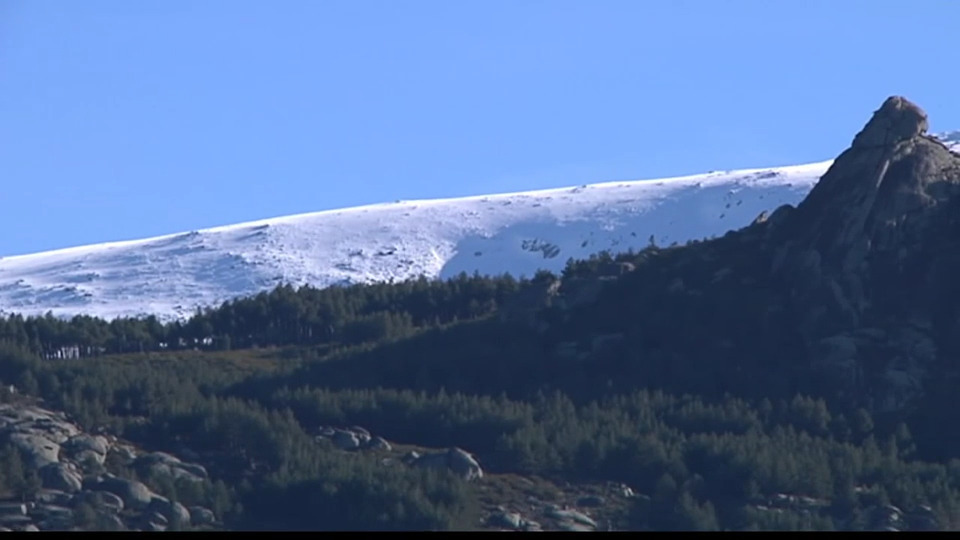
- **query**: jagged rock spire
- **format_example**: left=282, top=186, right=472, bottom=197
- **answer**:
left=782, top=96, right=958, bottom=271
left=851, top=96, right=929, bottom=149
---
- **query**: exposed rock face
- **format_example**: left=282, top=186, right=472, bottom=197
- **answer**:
left=545, top=504, right=598, bottom=531
left=763, top=96, right=960, bottom=412
left=134, top=452, right=208, bottom=482
left=446, top=447, right=484, bottom=481
left=0, top=402, right=217, bottom=532
left=39, top=463, right=82, bottom=493
left=315, top=425, right=380, bottom=451
left=331, top=430, right=361, bottom=450
left=85, top=476, right=158, bottom=511
left=75, top=490, right=125, bottom=514
left=367, top=436, right=392, bottom=451
left=490, top=508, right=523, bottom=529
left=539, top=96, right=960, bottom=419
left=412, top=447, right=483, bottom=481
left=0, top=405, right=86, bottom=468
left=784, top=97, right=957, bottom=271
left=850, top=96, right=929, bottom=148
left=8, top=433, right=60, bottom=468
left=189, top=506, right=216, bottom=526
left=63, top=434, right=110, bottom=466
left=147, top=497, right=191, bottom=527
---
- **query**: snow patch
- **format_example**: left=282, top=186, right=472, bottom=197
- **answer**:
left=13, top=138, right=959, bottom=323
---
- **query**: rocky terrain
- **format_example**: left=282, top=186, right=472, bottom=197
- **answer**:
left=309, top=422, right=941, bottom=532
left=0, top=394, right=218, bottom=532
left=1, top=96, right=959, bottom=531
left=0, top=395, right=942, bottom=532
left=0, top=396, right=634, bottom=532
left=503, top=96, right=960, bottom=424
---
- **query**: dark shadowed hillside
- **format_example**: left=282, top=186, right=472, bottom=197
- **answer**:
left=244, top=97, right=960, bottom=455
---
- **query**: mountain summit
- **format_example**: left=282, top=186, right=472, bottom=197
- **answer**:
left=788, top=96, right=959, bottom=267
left=0, top=98, right=956, bottom=323
left=0, top=160, right=827, bottom=320
left=535, top=96, right=960, bottom=420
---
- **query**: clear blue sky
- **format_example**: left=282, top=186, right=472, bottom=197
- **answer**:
left=2, top=1, right=958, bottom=256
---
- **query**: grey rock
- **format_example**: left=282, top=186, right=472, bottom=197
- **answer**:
left=148, top=497, right=190, bottom=527
left=109, top=444, right=137, bottom=463
left=490, top=510, right=523, bottom=529
left=367, top=436, right=392, bottom=451
left=7, top=433, right=60, bottom=468
left=64, top=434, right=109, bottom=457
left=0, top=405, right=79, bottom=443
left=447, top=447, right=483, bottom=481
left=87, top=477, right=156, bottom=510
left=348, top=425, right=371, bottom=439
left=146, top=511, right=168, bottom=526
left=522, top=520, right=542, bottom=531
left=557, top=520, right=594, bottom=532
left=74, top=490, right=124, bottom=514
left=36, top=489, right=73, bottom=506
left=412, top=451, right=447, bottom=471
left=142, top=511, right=168, bottom=532
left=412, top=447, right=483, bottom=481
left=402, top=451, right=420, bottom=465
left=188, top=506, right=216, bottom=526
left=134, top=452, right=207, bottom=482
left=136, top=451, right=181, bottom=467
left=32, top=504, right=73, bottom=531
left=39, top=463, right=82, bottom=493
left=607, top=482, right=635, bottom=498
left=852, top=96, right=928, bottom=149
left=332, top=430, right=361, bottom=450
left=31, top=504, right=73, bottom=517
left=545, top=506, right=597, bottom=529
left=176, top=462, right=208, bottom=479
left=0, top=503, right=27, bottom=516
left=74, top=450, right=107, bottom=469
left=0, top=515, right=32, bottom=527
left=908, top=504, right=939, bottom=531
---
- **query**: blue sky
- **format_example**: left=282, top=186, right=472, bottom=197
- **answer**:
left=2, top=1, right=958, bottom=256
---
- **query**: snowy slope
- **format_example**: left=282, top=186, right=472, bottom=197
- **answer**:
left=2, top=133, right=958, bottom=321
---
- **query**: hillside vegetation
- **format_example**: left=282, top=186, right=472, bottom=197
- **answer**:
left=1, top=96, right=960, bottom=531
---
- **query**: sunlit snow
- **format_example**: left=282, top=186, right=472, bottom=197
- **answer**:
left=1, top=133, right=956, bottom=321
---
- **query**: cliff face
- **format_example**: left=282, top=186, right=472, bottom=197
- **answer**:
left=537, top=97, right=960, bottom=420
left=765, top=97, right=960, bottom=413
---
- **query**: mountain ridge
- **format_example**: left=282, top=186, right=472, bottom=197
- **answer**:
left=2, top=133, right=957, bottom=321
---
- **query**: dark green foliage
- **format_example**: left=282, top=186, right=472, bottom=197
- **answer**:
left=0, top=246, right=959, bottom=529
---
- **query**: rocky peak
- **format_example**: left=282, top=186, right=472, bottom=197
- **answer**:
left=850, top=96, right=928, bottom=149
left=753, top=97, right=960, bottom=412
left=780, top=96, right=960, bottom=275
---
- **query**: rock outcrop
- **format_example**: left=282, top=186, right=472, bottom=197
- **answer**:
left=133, top=451, right=208, bottom=483
left=412, top=447, right=484, bottom=481
left=763, top=96, right=960, bottom=412
left=0, top=402, right=218, bottom=531
left=532, top=96, right=960, bottom=419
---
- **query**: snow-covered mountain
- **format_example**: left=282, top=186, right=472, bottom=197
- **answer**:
left=3, top=133, right=958, bottom=321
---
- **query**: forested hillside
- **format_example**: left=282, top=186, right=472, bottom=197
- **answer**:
left=1, top=96, right=960, bottom=531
